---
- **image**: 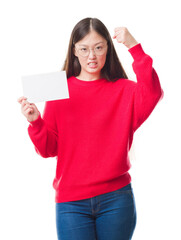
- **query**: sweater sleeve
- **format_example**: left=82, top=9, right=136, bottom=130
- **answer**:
left=128, top=43, right=164, bottom=132
left=27, top=101, right=58, bottom=158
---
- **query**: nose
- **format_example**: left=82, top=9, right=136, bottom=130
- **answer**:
left=88, top=49, right=96, bottom=58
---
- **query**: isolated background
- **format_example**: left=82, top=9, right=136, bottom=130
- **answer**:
left=0, top=0, right=180, bottom=239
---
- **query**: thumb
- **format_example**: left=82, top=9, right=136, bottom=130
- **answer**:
left=30, top=103, right=39, bottom=112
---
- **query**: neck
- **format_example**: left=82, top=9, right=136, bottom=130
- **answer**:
left=76, top=72, right=102, bottom=81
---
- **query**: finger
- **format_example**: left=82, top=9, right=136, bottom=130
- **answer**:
left=24, top=107, right=34, bottom=115
left=21, top=99, right=30, bottom=108
left=21, top=100, right=28, bottom=109
left=114, top=27, right=121, bottom=32
left=115, top=27, right=126, bottom=31
left=29, top=104, right=37, bottom=112
left=29, top=103, right=36, bottom=108
left=17, top=96, right=24, bottom=103
left=113, top=30, right=121, bottom=39
left=21, top=102, right=33, bottom=113
left=22, top=103, right=31, bottom=112
left=18, top=98, right=28, bottom=105
left=113, top=28, right=120, bottom=38
left=17, top=96, right=27, bottom=104
left=114, top=27, right=127, bottom=36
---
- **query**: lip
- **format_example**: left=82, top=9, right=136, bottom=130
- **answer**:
left=88, top=61, right=97, bottom=65
left=88, top=62, right=98, bottom=69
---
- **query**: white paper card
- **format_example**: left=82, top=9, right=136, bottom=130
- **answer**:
left=21, top=71, right=69, bottom=103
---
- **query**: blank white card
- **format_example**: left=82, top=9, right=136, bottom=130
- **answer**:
left=21, top=71, right=69, bottom=103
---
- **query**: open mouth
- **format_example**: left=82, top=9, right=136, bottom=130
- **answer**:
left=88, top=62, right=98, bottom=68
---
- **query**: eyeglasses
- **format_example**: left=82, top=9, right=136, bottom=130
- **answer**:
left=75, top=44, right=107, bottom=57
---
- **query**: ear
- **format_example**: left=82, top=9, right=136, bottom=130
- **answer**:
left=73, top=47, right=78, bottom=57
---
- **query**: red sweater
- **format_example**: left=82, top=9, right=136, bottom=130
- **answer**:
left=28, top=43, right=164, bottom=203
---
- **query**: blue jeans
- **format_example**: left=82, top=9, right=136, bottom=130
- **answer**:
left=56, top=183, right=137, bottom=240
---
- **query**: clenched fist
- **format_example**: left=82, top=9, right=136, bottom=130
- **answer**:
left=113, top=27, right=139, bottom=49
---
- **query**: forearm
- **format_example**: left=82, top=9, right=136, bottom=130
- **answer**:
left=128, top=44, right=164, bottom=131
left=28, top=114, right=58, bottom=158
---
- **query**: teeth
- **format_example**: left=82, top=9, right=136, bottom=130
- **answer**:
left=89, top=63, right=97, bottom=65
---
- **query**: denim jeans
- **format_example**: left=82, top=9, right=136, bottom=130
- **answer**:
left=56, top=183, right=137, bottom=240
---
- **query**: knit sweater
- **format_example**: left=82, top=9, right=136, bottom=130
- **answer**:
left=28, top=43, right=164, bottom=203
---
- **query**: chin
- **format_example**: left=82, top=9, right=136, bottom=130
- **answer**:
left=86, top=67, right=101, bottom=73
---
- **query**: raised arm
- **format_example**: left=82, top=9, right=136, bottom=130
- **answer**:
left=128, top=43, right=164, bottom=131
left=113, top=27, right=164, bottom=132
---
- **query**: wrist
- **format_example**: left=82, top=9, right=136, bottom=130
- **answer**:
left=28, top=112, right=41, bottom=124
left=128, top=41, right=139, bottom=49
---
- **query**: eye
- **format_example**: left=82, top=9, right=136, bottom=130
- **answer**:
left=96, top=46, right=103, bottom=50
left=80, top=48, right=87, bottom=52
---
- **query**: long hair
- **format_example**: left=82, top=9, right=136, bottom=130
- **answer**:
left=62, top=17, right=128, bottom=82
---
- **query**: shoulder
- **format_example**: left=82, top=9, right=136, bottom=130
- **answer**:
left=110, top=78, right=136, bottom=90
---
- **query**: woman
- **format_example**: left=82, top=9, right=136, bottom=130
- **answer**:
left=18, top=18, right=164, bottom=240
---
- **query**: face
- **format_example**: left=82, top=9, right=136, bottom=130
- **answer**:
left=74, top=30, right=108, bottom=79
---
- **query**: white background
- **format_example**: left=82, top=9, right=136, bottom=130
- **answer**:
left=0, top=0, right=180, bottom=239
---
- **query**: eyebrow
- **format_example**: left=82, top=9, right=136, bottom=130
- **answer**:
left=78, top=41, right=104, bottom=47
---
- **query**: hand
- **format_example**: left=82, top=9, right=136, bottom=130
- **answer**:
left=113, top=27, right=139, bottom=49
left=17, top=96, right=40, bottom=122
